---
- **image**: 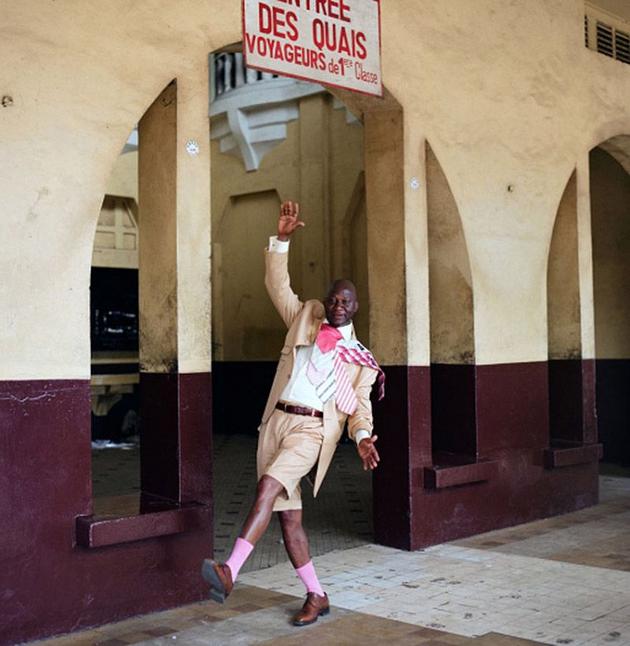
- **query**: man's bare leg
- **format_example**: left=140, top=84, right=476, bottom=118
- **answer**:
left=203, top=475, right=284, bottom=602
left=240, top=475, right=285, bottom=544
left=279, top=509, right=325, bottom=599
left=278, top=509, right=310, bottom=568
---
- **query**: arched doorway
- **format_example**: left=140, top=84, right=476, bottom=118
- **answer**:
left=208, top=45, right=392, bottom=569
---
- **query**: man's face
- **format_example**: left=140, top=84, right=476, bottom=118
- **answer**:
left=324, top=282, right=359, bottom=328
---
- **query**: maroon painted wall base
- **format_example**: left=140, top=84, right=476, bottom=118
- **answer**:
left=373, top=366, right=431, bottom=550
left=373, top=362, right=599, bottom=551
left=0, top=376, right=212, bottom=646
left=2, top=358, right=603, bottom=642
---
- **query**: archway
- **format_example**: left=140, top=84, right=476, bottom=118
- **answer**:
left=208, top=45, right=393, bottom=568
left=211, top=45, right=406, bottom=565
left=86, top=79, right=214, bottom=520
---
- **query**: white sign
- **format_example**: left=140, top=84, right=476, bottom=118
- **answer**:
left=243, top=0, right=382, bottom=97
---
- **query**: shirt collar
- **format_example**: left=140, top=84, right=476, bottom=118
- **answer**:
left=323, top=319, right=353, bottom=341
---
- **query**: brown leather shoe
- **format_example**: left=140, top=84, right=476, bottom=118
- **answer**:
left=201, top=559, right=233, bottom=604
left=292, top=592, right=330, bottom=626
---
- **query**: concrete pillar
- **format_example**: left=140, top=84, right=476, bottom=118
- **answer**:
left=576, top=152, right=597, bottom=444
left=364, top=108, right=406, bottom=365
left=577, top=154, right=595, bottom=362
left=138, top=81, right=179, bottom=502
left=364, top=105, right=422, bottom=549
left=175, top=66, right=212, bottom=504
left=139, top=82, right=178, bottom=374
left=298, top=94, right=330, bottom=299
left=137, top=72, right=212, bottom=505
left=547, top=170, right=586, bottom=445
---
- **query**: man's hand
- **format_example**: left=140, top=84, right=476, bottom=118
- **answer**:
left=357, top=435, right=380, bottom=471
left=278, top=200, right=305, bottom=241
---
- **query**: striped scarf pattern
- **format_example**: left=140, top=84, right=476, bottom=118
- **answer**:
left=306, top=328, right=385, bottom=415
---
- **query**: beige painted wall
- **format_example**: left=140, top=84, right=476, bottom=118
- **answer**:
left=107, top=151, right=138, bottom=202
left=427, top=144, right=474, bottom=364
left=211, top=93, right=366, bottom=361
left=547, top=172, right=582, bottom=360
left=138, top=82, right=178, bottom=373
left=3, top=1, right=630, bottom=379
left=591, top=148, right=630, bottom=359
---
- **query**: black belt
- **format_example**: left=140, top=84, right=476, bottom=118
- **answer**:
left=275, top=402, right=323, bottom=418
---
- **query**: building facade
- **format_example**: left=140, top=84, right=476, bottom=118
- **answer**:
left=2, top=0, right=630, bottom=642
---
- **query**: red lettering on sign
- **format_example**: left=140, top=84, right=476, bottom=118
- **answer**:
left=338, top=0, right=351, bottom=22
left=245, top=33, right=257, bottom=53
left=355, top=61, right=378, bottom=84
left=286, top=10, right=298, bottom=41
left=355, top=31, right=366, bottom=59
left=338, top=26, right=350, bottom=56
left=258, top=3, right=273, bottom=34
left=258, top=2, right=298, bottom=40
left=312, top=19, right=366, bottom=59
left=305, top=0, right=351, bottom=21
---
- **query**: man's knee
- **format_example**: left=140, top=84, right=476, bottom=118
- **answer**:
left=278, top=509, right=303, bottom=531
left=256, top=474, right=284, bottom=503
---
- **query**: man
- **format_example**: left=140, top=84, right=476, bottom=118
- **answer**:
left=202, top=200, right=384, bottom=627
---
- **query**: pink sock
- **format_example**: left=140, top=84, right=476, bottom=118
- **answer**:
left=225, top=537, right=254, bottom=581
left=296, top=560, right=325, bottom=597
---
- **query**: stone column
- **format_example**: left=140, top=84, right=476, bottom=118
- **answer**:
left=576, top=152, right=597, bottom=444
left=176, top=65, right=212, bottom=504
left=138, top=81, right=179, bottom=503
left=298, top=94, right=330, bottom=299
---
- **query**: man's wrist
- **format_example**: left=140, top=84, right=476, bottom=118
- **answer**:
left=268, top=236, right=290, bottom=253
left=355, top=430, right=371, bottom=445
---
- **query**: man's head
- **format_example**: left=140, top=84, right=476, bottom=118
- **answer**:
left=324, top=279, right=359, bottom=328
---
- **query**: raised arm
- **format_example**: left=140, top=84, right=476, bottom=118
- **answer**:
left=264, top=200, right=306, bottom=328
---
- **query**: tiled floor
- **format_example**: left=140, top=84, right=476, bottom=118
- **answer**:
left=34, top=584, right=544, bottom=646
left=73, top=449, right=630, bottom=646
left=453, top=476, right=630, bottom=572
left=238, top=476, right=630, bottom=645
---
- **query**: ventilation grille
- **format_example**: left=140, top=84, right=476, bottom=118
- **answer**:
left=585, top=14, right=589, bottom=48
left=616, top=29, right=630, bottom=64
left=585, top=11, right=630, bottom=66
left=597, top=21, right=614, bottom=57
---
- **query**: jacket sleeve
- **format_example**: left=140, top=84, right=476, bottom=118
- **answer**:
left=346, top=367, right=378, bottom=442
left=264, top=248, right=303, bottom=329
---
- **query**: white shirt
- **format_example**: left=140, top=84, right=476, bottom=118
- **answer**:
left=280, top=317, right=353, bottom=411
left=269, top=236, right=370, bottom=445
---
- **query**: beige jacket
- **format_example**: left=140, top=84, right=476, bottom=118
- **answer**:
left=260, top=248, right=378, bottom=496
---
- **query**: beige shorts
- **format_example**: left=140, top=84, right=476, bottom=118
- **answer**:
left=257, top=408, right=324, bottom=511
